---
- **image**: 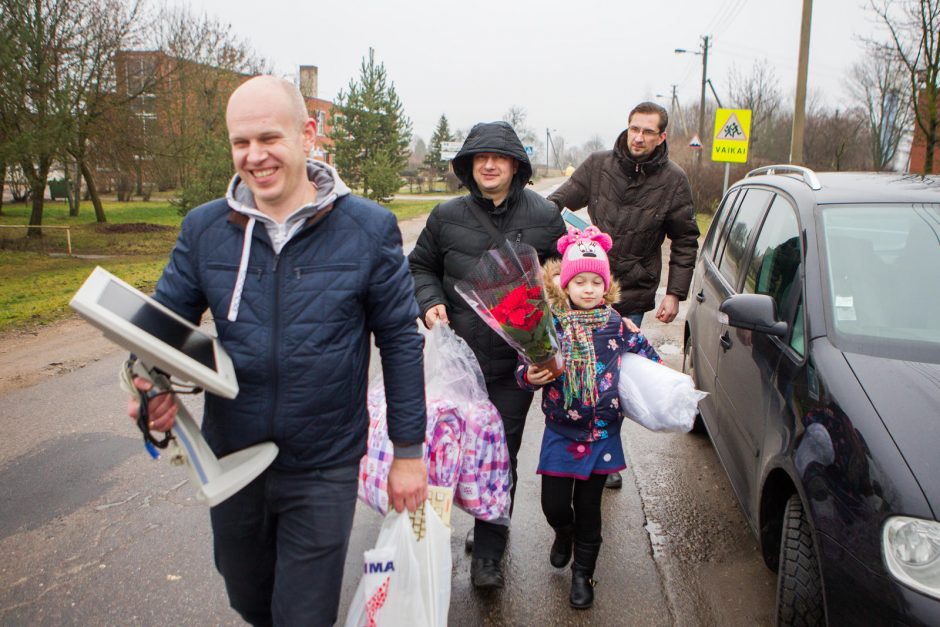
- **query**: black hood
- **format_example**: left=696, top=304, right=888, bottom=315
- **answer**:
left=614, top=129, right=670, bottom=178
left=452, top=121, right=533, bottom=211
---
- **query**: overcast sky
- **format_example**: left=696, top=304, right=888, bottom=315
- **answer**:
left=180, top=0, right=884, bottom=149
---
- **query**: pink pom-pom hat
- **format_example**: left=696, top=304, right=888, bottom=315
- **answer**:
left=557, top=225, right=613, bottom=290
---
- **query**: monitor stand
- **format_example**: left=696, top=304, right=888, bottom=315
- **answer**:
left=131, top=360, right=278, bottom=506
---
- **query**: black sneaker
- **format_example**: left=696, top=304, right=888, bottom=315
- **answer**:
left=604, top=471, right=623, bottom=489
left=470, top=558, right=504, bottom=589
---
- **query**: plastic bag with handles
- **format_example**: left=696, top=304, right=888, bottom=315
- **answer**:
left=344, top=502, right=451, bottom=627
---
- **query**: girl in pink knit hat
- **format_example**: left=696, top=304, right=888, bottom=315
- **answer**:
left=515, top=225, right=661, bottom=609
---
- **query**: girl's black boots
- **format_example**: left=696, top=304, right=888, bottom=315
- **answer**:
left=550, top=524, right=575, bottom=567
left=569, top=540, right=601, bottom=609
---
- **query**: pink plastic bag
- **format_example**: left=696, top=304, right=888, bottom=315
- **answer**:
left=358, top=324, right=511, bottom=522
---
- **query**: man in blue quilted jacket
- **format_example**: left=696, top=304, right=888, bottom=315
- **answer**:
left=128, top=75, right=428, bottom=626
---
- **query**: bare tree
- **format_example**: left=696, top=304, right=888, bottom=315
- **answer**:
left=142, top=7, right=270, bottom=213
left=727, top=59, right=783, bottom=157
left=804, top=103, right=871, bottom=171
left=871, top=0, right=940, bottom=173
left=583, top=134, right=607, bottom=153
left=0, top=0, right=148, bottom=230
left=849, top=43, right=914, bottom=170
left=65, top=0, right=143, bottom=222
left=502, top=106, right=539, bottom=147
left=0, top=0, right=84, bottom=235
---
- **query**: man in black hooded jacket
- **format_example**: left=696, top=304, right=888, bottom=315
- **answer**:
left=409, top=121, right=566, bottom=589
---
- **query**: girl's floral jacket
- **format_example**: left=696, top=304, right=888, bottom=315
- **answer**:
left=515, top=260, right=661, bottom=443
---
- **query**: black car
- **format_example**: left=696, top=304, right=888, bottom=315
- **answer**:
left=683, top=166, right=940, bottom=625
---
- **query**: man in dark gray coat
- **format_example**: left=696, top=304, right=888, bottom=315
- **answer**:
left=409, top=121, right=566, bottom=589
left=549, top=102, right=699, bottom=489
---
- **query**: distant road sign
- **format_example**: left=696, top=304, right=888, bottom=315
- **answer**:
left=712, top=108, right=752, bottom=163
left=524, top=145, right=535, bottom=156
left=441, top=141, right=462, bottom=161
left=688, top=134, right=702, bottom=148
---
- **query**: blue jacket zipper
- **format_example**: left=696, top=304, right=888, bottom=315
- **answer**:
left=269, top=252, right=281, bottom=440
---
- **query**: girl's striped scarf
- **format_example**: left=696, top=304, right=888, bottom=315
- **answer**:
left=555, top=306, right=611, bottom=409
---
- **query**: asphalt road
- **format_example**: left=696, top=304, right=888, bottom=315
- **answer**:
left=0, top=182, right=775, bottom=625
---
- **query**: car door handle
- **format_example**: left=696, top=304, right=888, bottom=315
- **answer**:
left=695, top=290, right=705, bottom=303
left=719, top=331, right=732, bottom=350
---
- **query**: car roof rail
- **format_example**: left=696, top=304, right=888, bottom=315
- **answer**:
left=745, top=164, right=822, bottom=190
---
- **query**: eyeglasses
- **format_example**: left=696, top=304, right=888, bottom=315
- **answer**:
left=628, top=126, right=662, bottom=138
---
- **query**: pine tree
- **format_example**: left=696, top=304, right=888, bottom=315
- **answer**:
left=424, top=114, right=452, bottom=182
left=329, top=48, right=412, bottom=202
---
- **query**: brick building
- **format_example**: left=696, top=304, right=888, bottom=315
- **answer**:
left=298, top=65, right=335, bottom=165
left=907, top=89, right=939, bottom=174
left=114, top=53, right=336, bottom=190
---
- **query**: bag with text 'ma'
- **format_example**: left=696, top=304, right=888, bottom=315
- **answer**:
left=344, top=502, right=451, bottom=627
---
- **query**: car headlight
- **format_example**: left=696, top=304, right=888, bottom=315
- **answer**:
left=883, top=516, right=940, bottom=599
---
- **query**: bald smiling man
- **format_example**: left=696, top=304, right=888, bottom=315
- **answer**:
left=128, top=76, right=428, bottom=626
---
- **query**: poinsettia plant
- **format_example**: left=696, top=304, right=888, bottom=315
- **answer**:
left=455, top=242, right=562, bottom=375
left=491, top=284, right=544, bottom=332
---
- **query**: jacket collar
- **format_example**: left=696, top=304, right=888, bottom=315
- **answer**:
left=225, top=159, right=350, bottom=227
left=227, top=203, right=334, bottom=232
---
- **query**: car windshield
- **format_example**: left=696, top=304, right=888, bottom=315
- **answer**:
left=821, top=203, right=940, bottom=362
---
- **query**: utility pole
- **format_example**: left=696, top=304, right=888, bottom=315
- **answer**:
left=670, top=85, right=688, bottom=137
left=697, top=35, right=710, bottom=165
left=546, top=127, right=550, bottom=175
left=790, top=0, right=813, bottom=165
left=676, top=36, right=711, bottom=164
left=669, top=84, right=678, bottom=126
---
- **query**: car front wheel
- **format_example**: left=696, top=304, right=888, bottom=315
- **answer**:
left=776, top=494, right=825, bottom=626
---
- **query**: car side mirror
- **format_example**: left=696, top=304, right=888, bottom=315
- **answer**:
left=719, top=293, right=788, bottom=338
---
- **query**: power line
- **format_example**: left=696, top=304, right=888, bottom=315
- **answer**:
left=706, top=0, right=748, bottom=38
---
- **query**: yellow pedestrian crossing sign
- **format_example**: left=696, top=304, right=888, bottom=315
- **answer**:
left=712, top=108, right=751, bottom=163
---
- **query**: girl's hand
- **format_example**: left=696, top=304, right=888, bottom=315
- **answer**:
left=527, top=364, right=555, bottom=385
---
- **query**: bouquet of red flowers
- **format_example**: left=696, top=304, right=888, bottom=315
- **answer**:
left=455, top=241, right=563, bottom=376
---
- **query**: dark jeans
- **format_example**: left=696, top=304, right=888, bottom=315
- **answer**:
left=472, top=377, right=534, bottom=561
left=624, top=312, right=645, bottom=328
left=541, top=473, right=608, bottom=544
left=210, top=464, right=359, bottom=627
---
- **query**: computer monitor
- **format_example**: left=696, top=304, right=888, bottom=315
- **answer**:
left=70, top=266, right=239, bottom=399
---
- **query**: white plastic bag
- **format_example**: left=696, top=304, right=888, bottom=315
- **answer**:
left=344, top=502, right=451, bottom=627
left=618, top=352, right=707, bottom=433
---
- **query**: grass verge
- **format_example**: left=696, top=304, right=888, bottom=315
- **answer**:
left=0, top=197, right=440, bottom=333
left=385, top=199, right=440, bottom=221
left=0, top=252, right=168, bottom=333
left=695, top=211, right=714, bottom=236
